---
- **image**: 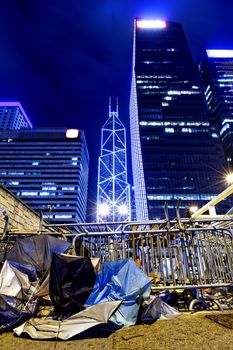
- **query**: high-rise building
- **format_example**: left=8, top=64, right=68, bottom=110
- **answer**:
left=130, top=19, right=229, bottom=220
left=0, top=102, right=32, bottom=130
left=97, top=100, right=131, bottom=223
left=0, top=128, right=89, bottom=223
left=199, top=50, right=233, bottom=168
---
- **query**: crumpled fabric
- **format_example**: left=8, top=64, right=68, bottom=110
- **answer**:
left=86, top=258, right=151, bottom=326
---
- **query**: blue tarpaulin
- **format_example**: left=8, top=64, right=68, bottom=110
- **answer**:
left=85, top=258, right=151, bottom=326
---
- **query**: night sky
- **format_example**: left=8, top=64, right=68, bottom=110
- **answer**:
left=0, top=0, right=233, bottom=219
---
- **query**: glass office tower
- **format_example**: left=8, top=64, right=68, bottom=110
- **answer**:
left=199, top=50, right=233, bottom=169
left=0, top=102, right=32, bottom=130
left=130, top=20, right=228, bottom=220
left=0, top=128, right=89, bottom=223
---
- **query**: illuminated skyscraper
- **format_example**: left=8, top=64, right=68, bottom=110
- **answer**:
left=130, top=20, right=228, bottom=220
left=0, top=102, right=32, bottom=130
left=97, top=100, right=131, bottom=223
left=0, top=128, right=89, bottom=223
left=199, top=50, right=233, bottom=169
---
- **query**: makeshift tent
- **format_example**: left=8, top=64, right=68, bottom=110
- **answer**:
left=6, top=235, right=71, bottom=280
left=86, top=258, right=151, bottom=326
left=49, top=254, right=97, bottom=318
left=14, top=301, right=121, bottom=340
left=0, top=235, right=71, bottom=330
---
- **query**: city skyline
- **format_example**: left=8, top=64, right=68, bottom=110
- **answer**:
left=0, top=2, right=233, bottom=216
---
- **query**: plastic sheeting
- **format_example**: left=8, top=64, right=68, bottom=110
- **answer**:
left=0, top=260, right=36, bottom=330
left=86, top=258, right=151, bottom=326
left=14, top=301, right=121, bottom=340
left=140, top=296, right=180, bottom=324
left=0, top=260, right=34, bottom=299
left=0, top=297, right=29, bottom=331
left=6, top=235, right=71, bottom=279
left=49, top=254, right=97, bottom=318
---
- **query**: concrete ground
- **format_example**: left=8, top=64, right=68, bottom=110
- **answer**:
left=0, top=310, right=232, bottom=350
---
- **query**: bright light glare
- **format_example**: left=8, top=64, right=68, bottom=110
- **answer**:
left=137, top=20, right=166, bottom=29
left=206, top=50, right=233, bottom=58
left=118, top=204, right=128, bottom=215
left=66, top=129, right=79, bottom=138
left=189, top=206, right=199, bottom=214
left=99, top=203, right=110, bottom=217
left=226, top=173, right=233, bottom=184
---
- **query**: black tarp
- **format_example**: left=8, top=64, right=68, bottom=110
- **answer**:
left=49, top=254, right=96, bottom=318
left=6, top=235, right=71, bottom=280
left=140, top=296, right=162, bottom=324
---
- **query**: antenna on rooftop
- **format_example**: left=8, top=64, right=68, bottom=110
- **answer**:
left=116, top=97, right=118, bottom=114
left=109, top=96, right=111, bottom=114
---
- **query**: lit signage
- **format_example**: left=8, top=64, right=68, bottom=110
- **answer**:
left=137, top=20, right=166, bottom=29
left=206, top=50, right=233, bottom=58
left=66, top=129, right=79, bottom=138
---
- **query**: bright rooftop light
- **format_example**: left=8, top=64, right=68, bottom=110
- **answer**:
left=137, top=20, right=166, bottom=29
left=206, top=50, right=233, bottom=58
left=66, top=129, right=79, bottom=138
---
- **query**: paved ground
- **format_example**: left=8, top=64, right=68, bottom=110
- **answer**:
left=0, top=311, right=232, bottom=350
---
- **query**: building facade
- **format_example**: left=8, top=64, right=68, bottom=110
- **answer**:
left=0, top=128, right=89, bottom=223
left=97, top=101, right=131, bottom=223
left=199, top=50, right=233, bottom=169
left=130, top=20, right=228, bottom=220
left=0, top=102, right=32, bottom=130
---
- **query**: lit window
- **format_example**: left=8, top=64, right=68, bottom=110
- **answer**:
left=21, top=192, right=38, bottom=196
left=32, top=162, right=39, bottom=166
left=220, top=124, right=230, bottom=135
left=165, top=128, right=174, bottom=133
left=42, top=186, right=57, bottom=190
left=182, top=128, right=192, bottom=133
left=222, top=119, right=233, bottom=125
left=55, top=215, right=72, bottom=219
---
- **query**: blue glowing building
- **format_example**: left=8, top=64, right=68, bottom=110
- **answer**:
left=0, top=102, right=32, bottom=130
left=130, top=20, right=228, bottom=220
left=97, top=100, right=131, bottom=223
left=199, top=50, right=233, bottom=169
left=0, top=128, right=89, bottom=223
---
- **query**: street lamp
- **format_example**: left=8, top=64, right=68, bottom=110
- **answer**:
left=99, top=203, right=110, bottom=217
left=226, top=173, right=233, bottom=184
left=189, top=205, right=199, bottom=214
left=118, top=203, right=128, bottom=216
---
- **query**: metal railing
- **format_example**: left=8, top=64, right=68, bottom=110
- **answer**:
left=1, top=207, right=233, bottom=293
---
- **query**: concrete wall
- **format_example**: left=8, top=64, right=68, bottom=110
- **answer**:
left=0, top=185, right=41, bottom=233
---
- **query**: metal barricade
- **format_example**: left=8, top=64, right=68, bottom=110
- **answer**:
left=1, top=217, right=233, bottom=293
